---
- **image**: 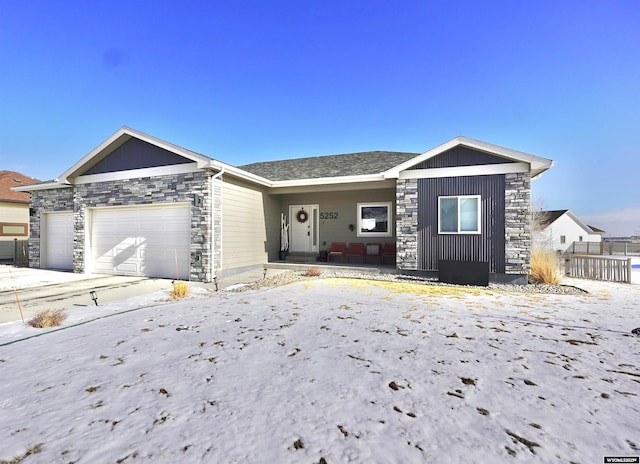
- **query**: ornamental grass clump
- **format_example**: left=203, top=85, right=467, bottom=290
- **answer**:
left=170, top=280, right=189, bottom=299
left=28, top=309, right=67, bottom=328
left=529, top=249, right=562, bottom=285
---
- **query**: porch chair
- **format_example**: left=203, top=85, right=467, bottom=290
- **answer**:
left=365, top=243, right=382, bottom=264
left=328, top=242, right=346, bottom=262
left=345, top=242, right=365, bottom=263
left=381, top=242, right=396, bottom=265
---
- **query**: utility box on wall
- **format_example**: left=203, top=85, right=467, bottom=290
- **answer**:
left=439, top=260, right=490, bottom=286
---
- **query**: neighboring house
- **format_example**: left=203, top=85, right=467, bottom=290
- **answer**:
left=0, top=171, right=40, bottom=260
left=534, top=209, right=604, bottom=253
left=14, top=127, right=553, bottom=283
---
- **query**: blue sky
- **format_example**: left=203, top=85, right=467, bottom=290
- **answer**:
left=1, top=0, right=639, bottom=236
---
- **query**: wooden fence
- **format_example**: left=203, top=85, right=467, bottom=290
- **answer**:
left=566, top=255, right=632, bottom=283
left=13, top=239, right=29, bottom=266
left=569, top=241, right=640, bottom=256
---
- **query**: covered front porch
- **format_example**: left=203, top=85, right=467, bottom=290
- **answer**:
left=273, top=187, right=398, bottom=265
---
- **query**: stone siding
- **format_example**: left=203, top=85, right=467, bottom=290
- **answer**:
left=395, top=178, right=418, bottom=270
left=28, top=187, right=75, bottom=269
left=30, top=172, right=214, bottom=282
left=504, top=172, right=531, bottom=275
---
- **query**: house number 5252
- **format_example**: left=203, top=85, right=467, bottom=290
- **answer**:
left=319, top=212, right=339, bottom=220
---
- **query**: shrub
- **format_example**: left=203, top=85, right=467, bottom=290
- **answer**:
left=305, top=266, right=322, bottom=277
left=170, top=280, right=189, bottom=299
left=529, top=249, right=562, bottom=285
left=28, top=309, right=67, bottom=328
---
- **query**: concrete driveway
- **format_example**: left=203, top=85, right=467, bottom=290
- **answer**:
left=0, top=266, right=178, bottom=324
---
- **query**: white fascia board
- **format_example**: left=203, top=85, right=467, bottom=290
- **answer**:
left=59, top=126, right=214, bottom=183
left=384, top=136, right=553, bottom=179
left=271, top=173, right=385, bottom=189
left=398, top=162, right=530, bottom=180
left=202, top=165, right=385, bottom=190
left=12, top=181, right=73, bottom=192
left=207, top=161, right=273, bottom=187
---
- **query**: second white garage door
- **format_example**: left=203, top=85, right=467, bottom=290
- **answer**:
left=45, top=211, right=74, bottom=270
left=90, top=204, right=191, bottom=280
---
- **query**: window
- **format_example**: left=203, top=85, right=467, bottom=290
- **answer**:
left=560, top=235, right=566, bottom=244
left=357, top=202, right=392, bottom=237
left=438, top=196, right=481, bottom=234
left=579, top=236, right=583, bottom=242
left=0, top=223, right=28, bottom=237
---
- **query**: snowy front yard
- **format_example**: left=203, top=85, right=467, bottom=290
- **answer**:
left=1, top=278, right=639, bottom=463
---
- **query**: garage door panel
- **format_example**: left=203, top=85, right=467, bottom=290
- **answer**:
left=90, top=205, right=190, bottom=279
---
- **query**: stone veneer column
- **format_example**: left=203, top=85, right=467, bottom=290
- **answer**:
left=504, top=172, right=531, bottom=276
left=395, top=178, right=418, bottom=270
left=73, top=189, right=86, bottom=273
left=28, top=188, right=75, bottom=269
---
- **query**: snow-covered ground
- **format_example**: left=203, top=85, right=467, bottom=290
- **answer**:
left=1, top=277, right=639, bottom=463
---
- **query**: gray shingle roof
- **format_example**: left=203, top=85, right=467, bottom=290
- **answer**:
left=239, top=151, right=420, bottom=181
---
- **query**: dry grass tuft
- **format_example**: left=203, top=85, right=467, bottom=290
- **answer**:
left=28, top=309, right=67, bottom=328
left=529, top=249, right=562, bottom=285
left=170, top=280, right=189, bottom=299
left=0, top=443, right=43, bottom=464
left=305, top=266, right=322, bottom=277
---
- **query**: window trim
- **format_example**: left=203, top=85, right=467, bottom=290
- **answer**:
left=0, top=222, right=28, bottom=237
left=357, top=202, right=393, bottom=237
left=438, top=195, right=481, bottom=234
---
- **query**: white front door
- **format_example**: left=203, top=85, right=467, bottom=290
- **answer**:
left=288, top=205, right=318, bottom=253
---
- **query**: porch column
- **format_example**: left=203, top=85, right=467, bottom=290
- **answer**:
left=504, top=172, right=531, bottom=276
left=396, top=178, right=418, bottom=270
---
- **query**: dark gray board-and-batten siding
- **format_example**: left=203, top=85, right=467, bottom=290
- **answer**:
left=413, top=146, right=511, bottom=273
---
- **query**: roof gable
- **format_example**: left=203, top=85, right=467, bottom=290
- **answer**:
left=385, top=136, right=553, bottom=179
left=82, top=138, right=193, bottom=175
left=536, top=210, right=569, bottom=229
left=537, top=209, right=602, bottom=234
left=411, top=145, right=516, bottom=169
left=59, top=126, right=213, bottom=183
left=0, top=170, right=40, bottom=203
left=240, top=151, right=419, bottom=181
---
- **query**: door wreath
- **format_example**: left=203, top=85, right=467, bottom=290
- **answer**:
left=296, top=209, right=309, bottom=223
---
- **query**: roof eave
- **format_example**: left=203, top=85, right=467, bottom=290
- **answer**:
left=271, top=173, right=385, bottom=188
left=0, top=198, right=30, bottom=204
left=206, top=160, right=273, bottom=187
left=12, top=181, right=72, bottom=192
left=531, top=160, right=555, bottom=179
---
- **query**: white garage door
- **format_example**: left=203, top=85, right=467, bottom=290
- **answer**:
left=90, top=204, right=190, bottom=279
left=45, top=212, right=74, bottom=270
